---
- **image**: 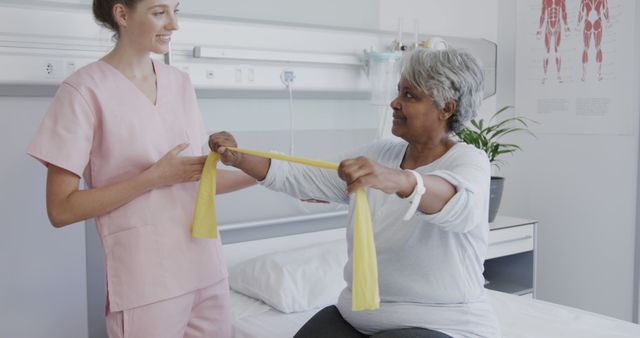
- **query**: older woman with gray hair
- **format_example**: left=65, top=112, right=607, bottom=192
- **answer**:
left=210, top=47, right=500, bottom=338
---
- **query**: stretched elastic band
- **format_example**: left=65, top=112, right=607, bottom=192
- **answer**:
left=191, top=147, right=380, bottom=311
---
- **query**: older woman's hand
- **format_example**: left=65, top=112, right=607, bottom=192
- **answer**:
left=208, top=131, right=242, bottom=167
left=338, top=156, right=415, bottom=196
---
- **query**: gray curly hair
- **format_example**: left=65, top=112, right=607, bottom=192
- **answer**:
left=400, top=47, right=485, bottom=133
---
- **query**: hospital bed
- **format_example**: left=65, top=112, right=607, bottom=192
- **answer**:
left=222, top=228, right=640, bottom=338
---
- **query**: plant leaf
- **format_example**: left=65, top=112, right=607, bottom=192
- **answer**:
left=456, top=105, right=536, bottom=165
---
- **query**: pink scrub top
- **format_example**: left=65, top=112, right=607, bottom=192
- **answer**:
left=27, top=60, right=227, bottom=312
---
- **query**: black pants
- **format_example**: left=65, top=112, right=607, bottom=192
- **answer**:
left=293, top=306, right=453, bottom=338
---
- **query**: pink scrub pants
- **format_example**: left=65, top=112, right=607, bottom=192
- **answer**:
left=106, top=278, right=232, bottom=338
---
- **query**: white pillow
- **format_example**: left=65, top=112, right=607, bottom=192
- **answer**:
left=228, top=239, right=347, bottom=313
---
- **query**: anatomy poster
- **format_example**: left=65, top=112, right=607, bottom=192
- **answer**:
left=515, top=0, right=637, bottom=134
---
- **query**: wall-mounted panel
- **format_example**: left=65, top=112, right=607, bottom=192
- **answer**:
left=0, top=2, right=496, bottom=98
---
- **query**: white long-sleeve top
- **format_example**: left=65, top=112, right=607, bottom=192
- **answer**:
left=260, top=140, right=501, bottom=338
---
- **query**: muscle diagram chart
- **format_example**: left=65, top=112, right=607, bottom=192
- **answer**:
left=516, top=0, right=634, bottom=136
left=536, top=0, right=570, bottom=84
left=531, top=0, right=616, bottom=85
left=576, top=0, right=610, bottom=81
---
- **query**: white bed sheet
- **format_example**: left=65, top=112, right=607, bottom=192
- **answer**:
left=230, top=289, right=640, bottom=338
left=489, top=290, right=640, bottom=338
left=230, top=290, right=314, bottom=338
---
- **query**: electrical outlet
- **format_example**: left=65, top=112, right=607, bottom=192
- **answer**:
left=280, top=69, right=295, bottom=86
left=205, top=69, right=214, bottom=79
left=44, top=61, right=55, bottom=78
left=43, top=60, right=63, bottom=79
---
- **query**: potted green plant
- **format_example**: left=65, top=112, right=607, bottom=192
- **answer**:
left=455, top=106, right=535, bottom=222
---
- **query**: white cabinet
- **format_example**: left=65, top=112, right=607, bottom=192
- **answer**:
left=484, top=216, right=537, bottom=297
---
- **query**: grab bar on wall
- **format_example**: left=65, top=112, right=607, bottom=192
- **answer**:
left=220, top=210, right=348, bottom=231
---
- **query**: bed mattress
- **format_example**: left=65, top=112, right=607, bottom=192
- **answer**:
left=230, top=290, right=640, bottom=338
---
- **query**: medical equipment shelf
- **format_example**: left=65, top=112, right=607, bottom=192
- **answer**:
left=484, top=216, right=538, bottom=297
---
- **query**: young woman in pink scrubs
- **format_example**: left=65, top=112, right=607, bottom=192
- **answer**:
left=27, top=1, right=254, bottom=337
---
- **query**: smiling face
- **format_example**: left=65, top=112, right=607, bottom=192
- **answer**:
left=389, top=76, right=452, bottom=144
left=114, top=0, right=180, bottom=54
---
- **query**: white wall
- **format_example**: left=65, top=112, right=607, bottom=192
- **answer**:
left=0, top=97, right=89, bottom=338
left=496, top=0, right=640, bottom=322
left=379, top=0, right=498, bottom=38
left=180, top=0, right=379, bottom=30
left=636, top=0, right=640, bottom=323
left=24, top=0, right=380, bottom=29
left=378, top=0, right=499, bottom=119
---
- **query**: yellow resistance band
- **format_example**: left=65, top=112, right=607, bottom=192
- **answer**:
left=191, top=147, right=380, bottom=311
